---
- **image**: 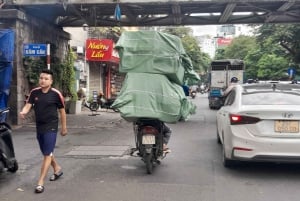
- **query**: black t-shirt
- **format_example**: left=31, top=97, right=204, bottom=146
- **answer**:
left=28, top=87, right=65, bottom=133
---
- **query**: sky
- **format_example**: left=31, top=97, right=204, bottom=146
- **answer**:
left=189, top=25, right=254, bottom=37
left=189, top=25, right=218, bottom=36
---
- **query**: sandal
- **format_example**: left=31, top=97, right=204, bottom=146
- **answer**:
left=49, top=171, right=63, bottom=181
left=163, top=147, right=171, bottom=153
left=35, top=185, right=44, bottom=193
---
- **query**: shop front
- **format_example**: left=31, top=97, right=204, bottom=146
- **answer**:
left=85, top=39, right=124, bottom=99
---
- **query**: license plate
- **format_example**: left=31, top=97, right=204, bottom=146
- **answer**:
left=142, top=135, right=155, bottom=144
left=274, top=120, right=299, bottom=133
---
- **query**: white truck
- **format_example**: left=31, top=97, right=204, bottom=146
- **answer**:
left=208, top=59, right=244, bottom=109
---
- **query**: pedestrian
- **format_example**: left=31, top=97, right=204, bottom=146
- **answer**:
left=20, top=69, right=67, bottom=194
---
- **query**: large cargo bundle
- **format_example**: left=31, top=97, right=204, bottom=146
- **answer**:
left=112, top=73, right=196, bottom=123
left=115, top=31, right=195, bottom=85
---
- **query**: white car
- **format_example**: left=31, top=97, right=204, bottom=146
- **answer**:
left=216, top=83, right=300, bottom=167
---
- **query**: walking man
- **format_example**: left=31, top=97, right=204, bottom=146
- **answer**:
left=20, top=69, right=67, bottom=193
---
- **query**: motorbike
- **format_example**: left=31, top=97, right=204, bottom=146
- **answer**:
left=131, top=119, right=166, bottom=174
left=190, top=91, right=196, bottom=99
left=208, top=88, right=225, bottom=109
left=199, top=84, right=208, bottom=94
left=82, top=92, right=118, bottom=112
left=0, top=108, right=18, bottom=173
left=97, top=94, right=119, bottom=112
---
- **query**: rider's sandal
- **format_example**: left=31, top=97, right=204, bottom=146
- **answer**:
left=35, top=185, right=44, bottom=193
left=49, top=171, right=63, bottom=181
left=163, top=148, right=171, bottom=153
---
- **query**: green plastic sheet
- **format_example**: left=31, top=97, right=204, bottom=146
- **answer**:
left=112, top=73, right=196, bottom=123
left=115, top=30, right=199, bottom=85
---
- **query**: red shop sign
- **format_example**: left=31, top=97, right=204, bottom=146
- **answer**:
left=217, top=38, right=232, bottom=46
left=85, top=39, right=119, bottom=63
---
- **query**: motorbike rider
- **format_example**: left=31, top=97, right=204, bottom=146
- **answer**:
left=189, top=85, right=198, bottom=96
left=182, top=84, right=190, bottom=96
left=200, top=83, right=206, bottom=92
left=162, top=123, right=172, bottom=153
left=134, top=120, right=172, bottom=153
left=223, top=77, right=239, bottom=96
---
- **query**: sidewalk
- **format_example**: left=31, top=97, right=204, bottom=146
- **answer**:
left=64, top=109, right=124, bottom=129
left=12, top=108, right=133, bottom=165
left=14, top=108, right=125, bottom=130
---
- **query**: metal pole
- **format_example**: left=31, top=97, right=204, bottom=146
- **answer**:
left=47, top=43, right=50, bottom=69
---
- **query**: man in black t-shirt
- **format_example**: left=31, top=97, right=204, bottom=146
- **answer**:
left=20, top=69, right=67, bottom=193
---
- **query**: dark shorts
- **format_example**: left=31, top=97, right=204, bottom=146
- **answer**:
left=36, top=131, right=57, bottom=156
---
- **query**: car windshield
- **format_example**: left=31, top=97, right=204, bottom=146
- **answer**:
left=242, top=91, right=300, bottom=105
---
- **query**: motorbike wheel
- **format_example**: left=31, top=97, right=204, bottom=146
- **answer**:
left=7, top=159, right=18, bottom=173
left=90, top=102, right=99, bottom=111
left=144, top=153, right=153, bottom=174
left=112, top=108, right=119, bottom=112
left=0, top=161, right=4, bottom=173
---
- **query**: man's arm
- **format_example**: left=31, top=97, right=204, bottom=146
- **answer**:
left=223, top=85, right=233, bottom=96
left=19, top=103, right=32, bottom=119
left=59, top=108, right=67, bottom=136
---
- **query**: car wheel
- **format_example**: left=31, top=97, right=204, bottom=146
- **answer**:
left=222, top=143, right=235, bottom=168
left=216, top=124, right=221, bottom=144
left=217, top=130, right=221, bottom=144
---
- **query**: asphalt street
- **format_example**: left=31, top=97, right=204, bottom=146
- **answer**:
left=0, top=108, right=135, bottom=197
left=3, top=95, right=300, bottom=201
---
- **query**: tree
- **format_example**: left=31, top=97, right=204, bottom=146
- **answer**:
left=162, top=27, right=211, bottom=73
left=256, top=24, right=300, bottom=64
left=244, top=48, right=262, bottom=80
left=89, top=27, right=122, bottom=43
left=256, top=54, right=289, bottom=80
left=61, top=47, right=77, bottom=100
left=223, top=36, right=257, bottom=60
left=214, top=35, right=258, bottom=80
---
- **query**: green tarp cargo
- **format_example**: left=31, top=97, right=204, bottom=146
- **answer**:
left=115, top=31, right=196, bottom=85
left=112, top=73, right=196, bottom=123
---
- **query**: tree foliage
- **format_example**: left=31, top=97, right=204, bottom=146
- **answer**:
left=162, top=27, right=211, bottom=74
left=223, top=36, right=257, bottom=60
left=256, top=24, right=300, bottom=64
left=256, top=54, right=289, bottom=80
left=22, top=43, right=64, bottom=89
left=61, top=47, right=77, bottom=100
left=215, top=24, right=300, bottom=80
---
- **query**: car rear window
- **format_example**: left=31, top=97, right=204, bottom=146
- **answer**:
left=242, top=92, right=300, bottom=105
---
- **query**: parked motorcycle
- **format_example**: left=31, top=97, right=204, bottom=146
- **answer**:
left=131, top=119, right=166, bottom=174
left=82, top=92, right=100, bottom=112
left=97, top=94, right=119, bottom=112
left=82, top=92, right=118, bottom=112
left=0, top=108, right=18, bottom=173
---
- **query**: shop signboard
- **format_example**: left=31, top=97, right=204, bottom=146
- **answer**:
left=23, top=44, right=47, bottom=56
left=85, top=39, right=119, bottom=63
left=217, top=38, right=232, bottom=46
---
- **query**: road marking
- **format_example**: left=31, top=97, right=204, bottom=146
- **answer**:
left=65, top=145, right=130, bottom=156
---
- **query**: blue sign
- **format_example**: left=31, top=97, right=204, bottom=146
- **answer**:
left=288, top=68, right=296, bottom=76
left=23, top=44, right=47, bottom=56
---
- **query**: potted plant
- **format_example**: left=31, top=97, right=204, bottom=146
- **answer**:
left=61, top=47, right=81, bottom=114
